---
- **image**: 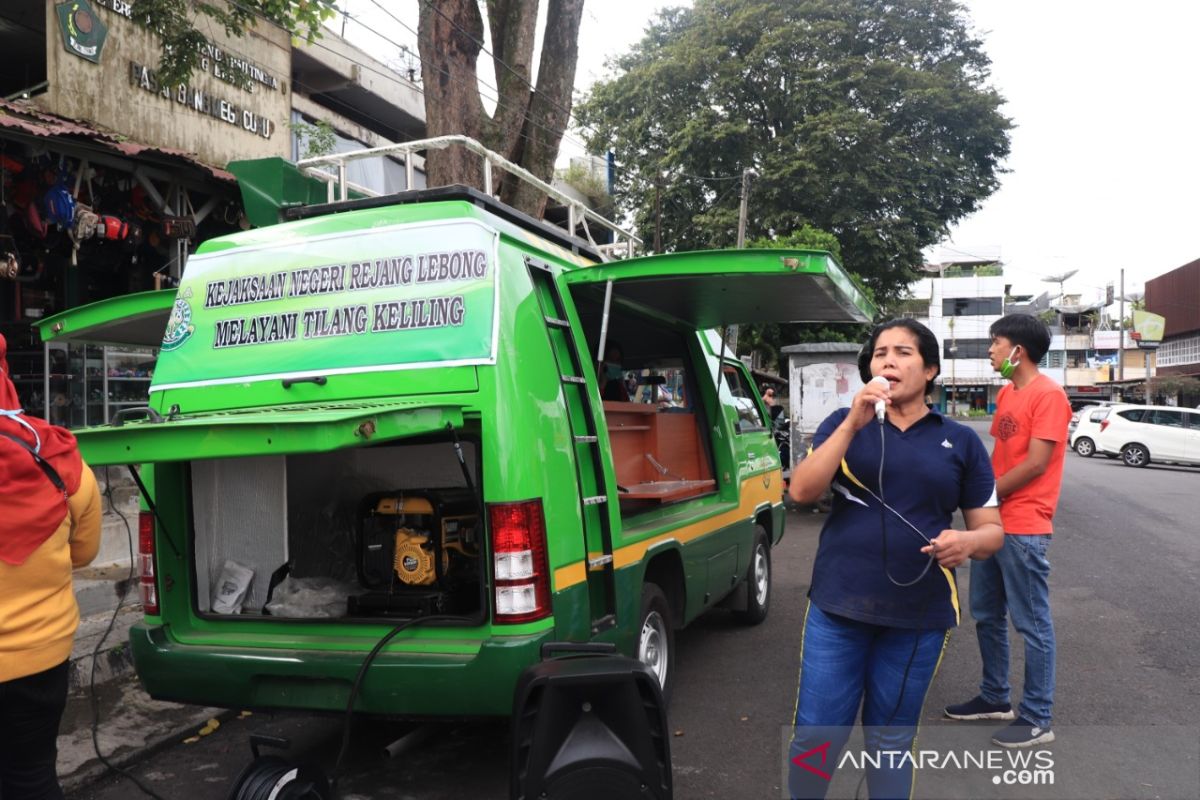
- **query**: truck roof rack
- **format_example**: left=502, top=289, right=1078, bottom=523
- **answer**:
left=284, top=185, right=611, bottom=263
left=294, top=135, right=641, bottom=261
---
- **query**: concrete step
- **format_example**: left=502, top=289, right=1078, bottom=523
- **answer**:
left=69, top=604, right=141, bottom=693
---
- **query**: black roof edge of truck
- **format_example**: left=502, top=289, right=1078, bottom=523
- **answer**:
left=282, top=184, right=607, bottom=264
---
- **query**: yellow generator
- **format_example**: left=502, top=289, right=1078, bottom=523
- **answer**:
left=352, top=490, right=480, bottom=617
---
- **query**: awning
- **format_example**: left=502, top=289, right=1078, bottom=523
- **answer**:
left=0, top=98, right=234, bottom=183
left=72, top=401, right=467, bottom=466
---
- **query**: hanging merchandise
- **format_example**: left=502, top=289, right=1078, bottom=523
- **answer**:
left=95, top=215, right=130, bottom=241
left=23, top=198, right=47, bottom=239
left=41, top=159, right=77, bottom=229
left=0, top=154, right=25, bottom=175
left=71, top=204, right=100, bottom=242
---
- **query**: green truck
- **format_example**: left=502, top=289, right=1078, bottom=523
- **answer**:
left=46, top=152, right=873, bottom=718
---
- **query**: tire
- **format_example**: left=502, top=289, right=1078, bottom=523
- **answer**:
left=733, top=526, right=771, bottom=625
left=637, top=583, right=674, bottom=704
left=1074, top=437, right=1095, bottom=457
left=1122, top=443, right=1150, bottom=468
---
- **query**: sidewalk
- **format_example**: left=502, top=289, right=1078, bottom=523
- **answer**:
left=58, top=472, right=221, bottom=793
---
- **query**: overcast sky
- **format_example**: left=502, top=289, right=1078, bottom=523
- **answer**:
left=338, top=1, right=1198, bottom=303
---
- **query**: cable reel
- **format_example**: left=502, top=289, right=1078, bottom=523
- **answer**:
left=227, top=735, right=331, bottom=800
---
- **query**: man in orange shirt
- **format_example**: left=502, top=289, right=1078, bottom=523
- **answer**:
left=945, top=314, right=1071, bottom=748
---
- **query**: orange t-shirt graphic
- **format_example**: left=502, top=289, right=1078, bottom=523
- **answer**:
left=990, top=374, right=1072, bottom=534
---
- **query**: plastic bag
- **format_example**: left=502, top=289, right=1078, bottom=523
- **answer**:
left=264, top=576, right=355, bottom=618
left=212, top=559, right=254, bottom=614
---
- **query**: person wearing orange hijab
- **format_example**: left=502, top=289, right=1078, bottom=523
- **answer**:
left=0, top=333, right=101, bottom=799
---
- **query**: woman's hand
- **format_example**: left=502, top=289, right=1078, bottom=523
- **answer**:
left=920, top=529, right=975, bottom=569
left=842, top=378, right=891, bottom=432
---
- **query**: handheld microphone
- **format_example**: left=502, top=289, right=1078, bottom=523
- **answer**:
left=869, top=375, right=889, bottom=422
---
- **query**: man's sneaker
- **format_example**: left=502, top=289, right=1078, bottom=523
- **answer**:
left=944, top=696, right=1016, bottom=721
left=991, top=717, right=1055, bottom=748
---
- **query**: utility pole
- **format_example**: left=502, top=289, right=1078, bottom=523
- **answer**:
left=736, top=167, right=755, bottom=249
left=1118, top=268, right=1125, bottom=382
left=654, top=175, right=662, bottom=254
left=948, top=316, right=957, bottom=416
left=728, top=167, right=757, bottom=354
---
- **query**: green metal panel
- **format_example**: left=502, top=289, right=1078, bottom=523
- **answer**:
left=35, top=289, right=176, bottom=347
left=73, top=402, right=466, bottom=465
left=227, top=157, right=367, bottom=228
left=562, top=248, right=876, bottom=326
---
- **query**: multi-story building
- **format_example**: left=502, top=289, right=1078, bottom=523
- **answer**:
left=0, top=0, right=427, bottom=422
left=912, top=258, right=1006, bottom=413
left=1144, top=258, right=1200, bottom=406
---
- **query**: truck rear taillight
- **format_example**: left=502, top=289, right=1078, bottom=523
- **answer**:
left=138, top=512, right=160, bottom=615
left=489, top=500, right=551, bottom=623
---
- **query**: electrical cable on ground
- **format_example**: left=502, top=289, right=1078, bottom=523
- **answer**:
left=91, top=466, right=170, bottom=800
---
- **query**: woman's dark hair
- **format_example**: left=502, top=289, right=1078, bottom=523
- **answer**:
left=856, top=318, right=941, bottom=396
left=989, top=313, right=1051, bottom=364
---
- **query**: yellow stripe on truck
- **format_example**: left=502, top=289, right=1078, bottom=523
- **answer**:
left=552, top=471, right=782, bottom=590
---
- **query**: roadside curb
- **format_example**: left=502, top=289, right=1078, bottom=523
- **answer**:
left=59, top=670, right=229, bottom=794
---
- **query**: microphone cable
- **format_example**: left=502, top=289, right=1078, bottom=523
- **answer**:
left=875, top=419, right=938, bottom=588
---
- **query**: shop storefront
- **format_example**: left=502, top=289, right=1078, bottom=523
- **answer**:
left=1, top=0, right=292, bottom=424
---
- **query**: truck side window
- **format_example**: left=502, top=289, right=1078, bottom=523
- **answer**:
left=721, top=363, right=766, bottom=433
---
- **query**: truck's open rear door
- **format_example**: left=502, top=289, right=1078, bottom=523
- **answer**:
left=559, top=248, right=875, bottom=328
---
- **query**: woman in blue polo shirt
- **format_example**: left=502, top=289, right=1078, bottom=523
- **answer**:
left=786, top=319, right=1004, bottom=800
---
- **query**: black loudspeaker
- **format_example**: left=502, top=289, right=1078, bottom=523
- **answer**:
left=510, top=651, right=672, bottom=800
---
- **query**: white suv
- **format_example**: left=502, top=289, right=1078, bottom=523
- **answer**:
left=1094, top=405, right=1200, bottom=468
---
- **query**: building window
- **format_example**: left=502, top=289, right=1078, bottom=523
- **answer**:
left=1157, top=334, right=1200, bottom=367
left=942, top=297, right=1003, bottom=316
left=944, top=339, right=991, bottom=359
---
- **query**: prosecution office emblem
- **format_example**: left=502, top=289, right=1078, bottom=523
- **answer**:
left=161, top=289, right=195, bottom=352
left=56, top=1, right=108, bottom=64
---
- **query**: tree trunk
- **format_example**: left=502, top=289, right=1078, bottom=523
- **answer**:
left=500, top=0, right=584, bottom=217
left=418, top=0, right=488, bottom=189
left=482, top=0, right=538, bottom=165
left=418, top=0, right=584, bottom=219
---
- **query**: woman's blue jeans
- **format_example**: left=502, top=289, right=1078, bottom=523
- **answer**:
left=788, top=603, right=948, bottom=800
left=969, top=533, right=1056, bottom=729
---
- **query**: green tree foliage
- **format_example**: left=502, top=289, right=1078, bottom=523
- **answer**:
left=575, top=0, right=1012, bottom=303
left=133, top=1, right=337, bottom=88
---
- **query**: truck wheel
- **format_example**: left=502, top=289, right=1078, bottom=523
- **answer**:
left=733, top=527, right=771, bottom=626
left=637, top=583, right=674, bottom=704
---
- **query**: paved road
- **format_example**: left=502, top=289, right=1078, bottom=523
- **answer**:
left=69, top=421, right=1200, bottom=799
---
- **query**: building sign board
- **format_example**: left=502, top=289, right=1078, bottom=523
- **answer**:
left=42, top=0, right=291, bottom=165
left=1132, top=309, right=1165, bottom=350
left=56, top=0, right=108, bottom=64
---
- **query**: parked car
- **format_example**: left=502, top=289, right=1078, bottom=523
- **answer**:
left=1070, top=406, right=1112, bottom=457
left=1094, top=405, right=1200, bottom=468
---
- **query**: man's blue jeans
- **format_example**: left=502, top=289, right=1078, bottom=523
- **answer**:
left=970, top=533, right=1055, bottom=729
left=788, top=603, right=948, bottom=800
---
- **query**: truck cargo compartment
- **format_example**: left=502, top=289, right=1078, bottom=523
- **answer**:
left=189, top=438, right=484, bottom=622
